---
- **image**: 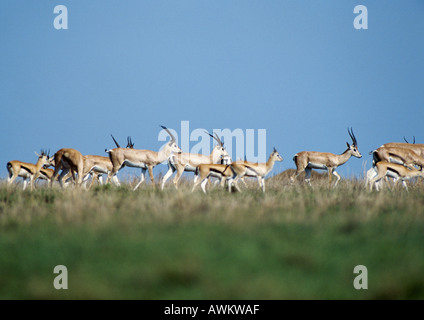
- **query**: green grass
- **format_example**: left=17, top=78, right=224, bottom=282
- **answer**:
left=1, top=179, right=424, bottom=299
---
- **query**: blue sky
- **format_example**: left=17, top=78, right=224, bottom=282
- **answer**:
left=1, top=1, right=423, bottom=181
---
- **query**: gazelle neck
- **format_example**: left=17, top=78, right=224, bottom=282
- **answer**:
left=35, top=157, right=45, bottom=172
left=266, top=155, right=277, bottom=173
left=210, top=147, right=222, bottom=164
left=336, top=149, right=353, bottom=166
left=158, top=143, right=174, bottom=163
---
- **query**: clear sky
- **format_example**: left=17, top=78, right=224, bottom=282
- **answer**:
left=1, top=1, right=423, bottom=181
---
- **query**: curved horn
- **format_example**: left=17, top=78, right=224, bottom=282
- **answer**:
left=214, top=132, right=223, bottom=146
left=348, top=127, right=357, bottom=147
left=204, top=130, right=223, bottom=146
left=405, top=136, right=417, bottom=144
left=160, top=125, right=176, bottom=142
left=111, top=134, right=121, bottom=148
left=127, top=136, right=134, bottom=148
left=204, top=130, right=215, bottom=140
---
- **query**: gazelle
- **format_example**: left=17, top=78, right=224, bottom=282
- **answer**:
left=51, top=148, right=85, bottom=188
left=81, top=155, right=120, bottom=188
left=366, top=139, right=423, bottom=189
left=232, top=148, right=283, bottom=192
left=106, top=126, right=182, bottom=190
left=192, top=162, right=240, bottom=193
left=380, top=142, right=424, bottom=160
left=371, top=147, right=424, bottom=170
left=368, top=161, right=424, bottom=191
left=290, top=128, right=362, bottom=186
left=161, top=132, right=229, bottom=190
left=7, top=150, right=51, bottom=191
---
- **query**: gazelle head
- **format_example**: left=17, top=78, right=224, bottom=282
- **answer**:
left=206, top=131, right=229, bottom=158
left=127, top=136, right=135, bottom=149
left=346, top=127, right=362, bottom=158
left=160, top=125, right=182, bottom=154
left=270, top=147, right=284, bottom=162
left=111, top=135, right=135, bottom=149
left=35, top=149, right=52, bottom=168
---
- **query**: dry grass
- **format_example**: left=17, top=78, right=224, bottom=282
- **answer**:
left=1, top=174, right=424, bottom=299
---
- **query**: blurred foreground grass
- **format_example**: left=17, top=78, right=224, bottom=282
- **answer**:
left=0, top=178, right=424, bottom=299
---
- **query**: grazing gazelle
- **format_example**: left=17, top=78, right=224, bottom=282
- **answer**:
left=51, top=148, right=85, bottom=188
left=7, top=150, right=51, bottom=191
left=232, top=148, right=283, bottom=192
left=106, top=126, right=182, bottom=190
left=161, top=132, right=229, bottom=190
left=290, top=128, right=362, bottom=186
left=368, top=161, right=424, bottom=191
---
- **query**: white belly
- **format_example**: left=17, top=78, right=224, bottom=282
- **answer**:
left=91, top=165, right=109, bottom=174
left=184, top=165, right=197, bottom=172
left=388, top=157, right=404, bottom=165
left=307, top=162, right=328, bottom=170
left=18, top=169, right=32, bottom=178
left=245, top=168, right=259, bottom=177
left=123, top=160, right=148, bottom=169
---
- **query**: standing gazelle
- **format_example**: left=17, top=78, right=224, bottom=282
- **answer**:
left=161, top=132, right=229, bottom=190
left=51, top=148, right=85, bottom=188
left=232, top=148, right=283, bottom=192
left=290, top=128, right=362, bottom=186
left=106, top=126, right=182, bottom=190
left=7, top=150, right=51, bottom=191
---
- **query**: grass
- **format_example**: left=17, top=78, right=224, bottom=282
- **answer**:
left=0, top=176, right=424, bottom=300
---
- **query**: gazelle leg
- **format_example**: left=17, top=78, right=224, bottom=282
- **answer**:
left=332, top=170, right=341, bottom=187
left=231, top=178, right=242, bottom=193
left=148, top=166, right=155, bottom=186
left=112, top=175, right=120, bottom=186
left=172, top=165, right=184, bottom=190
left=291, top=168, right=305, bottom=183
left=133, top=168, right=146, bottom=191
left=369, top=172, right=385, bottom=191
left=256, top=176, right=261, bottom=189
left=29, top=175, right=35, bottom=191
left=58, top=169, right=69, bottom=189
left=22, top=178, right=28, bottom=191
left=7, top=174, right=18, bottom=188
left=200, top=178, right=208, bottom=193
left=240, top=177, right=248, bottom=188
left=401, top=180, right=409, bottom=191
left=304, top=168, right=312, bottom=186
left=227, top=178, right=232, bottom=192
left=328, top=168, right=333, bottom=186
left=161, top=165, right=175, bottom=190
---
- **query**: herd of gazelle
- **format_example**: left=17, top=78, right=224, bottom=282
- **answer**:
left=5, top=127, right=424, bottom=192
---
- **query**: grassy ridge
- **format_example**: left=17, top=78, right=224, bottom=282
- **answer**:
left=0, top=179, right=424, bottom=299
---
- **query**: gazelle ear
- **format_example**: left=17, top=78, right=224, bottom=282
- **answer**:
left=34, top=151, right=40, bottom=157
left=346, top=142, right=350, bottom=148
